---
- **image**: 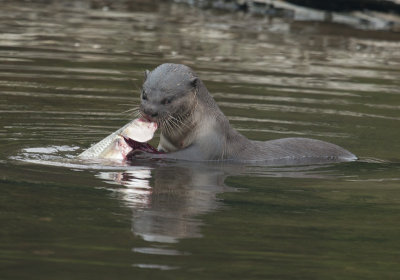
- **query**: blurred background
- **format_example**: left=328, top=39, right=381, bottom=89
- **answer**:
left=1, top=1, right=400, bottom=279
left=180, top=0, right=400, bottom=31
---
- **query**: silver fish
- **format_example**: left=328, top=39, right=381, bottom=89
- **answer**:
left=78, top=118, right=157, bottom=160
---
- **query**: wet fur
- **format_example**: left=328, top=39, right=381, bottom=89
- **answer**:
left=139, top=63, right=356, bottom=163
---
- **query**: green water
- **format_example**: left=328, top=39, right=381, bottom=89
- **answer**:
left=1, top=1, right=400, bottom=279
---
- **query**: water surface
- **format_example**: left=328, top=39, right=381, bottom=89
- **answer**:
left=1, top=1, right=400, bottom=279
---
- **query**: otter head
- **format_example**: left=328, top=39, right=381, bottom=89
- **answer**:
left=139, top=63, right=198, bottom=134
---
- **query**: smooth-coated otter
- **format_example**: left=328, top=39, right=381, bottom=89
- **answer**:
left=137, top=63, right=356, bottom=163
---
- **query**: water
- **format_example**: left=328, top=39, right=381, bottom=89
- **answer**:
left=1, top=1, right=400, bottom=279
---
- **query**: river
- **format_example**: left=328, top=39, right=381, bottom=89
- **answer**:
left=1, top=1, right=400, bottom=279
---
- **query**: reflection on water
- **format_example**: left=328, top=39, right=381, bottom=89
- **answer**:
left=93, top=160, right=360, bottom=244
left=98, top=163, right=235, bottom=243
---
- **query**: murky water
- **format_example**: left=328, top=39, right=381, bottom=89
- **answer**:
left=1, top=1, right=400, bottom=279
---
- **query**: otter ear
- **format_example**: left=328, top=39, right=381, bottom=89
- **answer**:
left=144, top=70, right=150, bottom=80
left=190, top=77, right=198, bottom=88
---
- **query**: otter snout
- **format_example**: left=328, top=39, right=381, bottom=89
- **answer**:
left=143, top=109, right=158, bottom=118
left=141, top=106, right=159, bottom=121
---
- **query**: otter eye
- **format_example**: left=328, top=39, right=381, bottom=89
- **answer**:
left=161, top=97, right=172, bottom=105
left=142, top=90, right=147, bottom=100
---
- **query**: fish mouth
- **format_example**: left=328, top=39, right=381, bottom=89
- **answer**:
left=122, top=136, right=162, bottom=155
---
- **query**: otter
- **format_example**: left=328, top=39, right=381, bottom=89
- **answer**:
left=136, top=63, right=356, bottom=163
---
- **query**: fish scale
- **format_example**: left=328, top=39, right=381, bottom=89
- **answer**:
left=78, top=119, right=157, bottom=159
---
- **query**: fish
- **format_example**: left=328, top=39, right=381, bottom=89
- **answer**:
left=78, top=118, right=159, bottom=160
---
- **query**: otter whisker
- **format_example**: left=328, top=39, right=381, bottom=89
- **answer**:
left=164, top=117, right=174, bottom=135
left=118, top=103, right=139, bottom=107
left=170, top=113, right=192, bottom=131
left=132, top=111, right=141, bottom=119
left=120, top=107, right=143, bottom=119
left=168, top=115, right=188, bottom=133
left=120, top=107, right=139, bottom=114
left=168, top=118, right=181, bottom=133
left=158, top=115, right=171, bottom=135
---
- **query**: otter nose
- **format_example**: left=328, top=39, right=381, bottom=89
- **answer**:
left=143, top=108, right=158, bottom=118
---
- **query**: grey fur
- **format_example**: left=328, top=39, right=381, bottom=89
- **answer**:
left=139, top=63, right=357, bottom=163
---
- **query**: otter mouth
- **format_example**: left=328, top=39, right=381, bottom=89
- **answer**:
left=141, top=114, right=158, bottom=123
